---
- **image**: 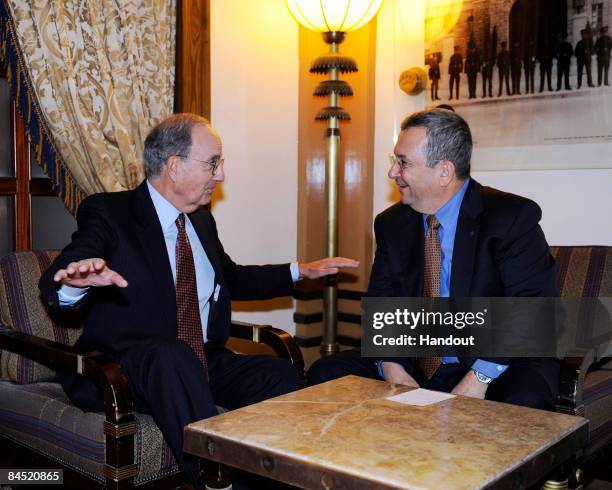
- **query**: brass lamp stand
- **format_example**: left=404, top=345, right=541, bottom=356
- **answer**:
left=310, top=31, right=356, bottom=356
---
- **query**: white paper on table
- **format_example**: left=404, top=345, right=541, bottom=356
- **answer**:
left=386, top=389, right=456, bottom=406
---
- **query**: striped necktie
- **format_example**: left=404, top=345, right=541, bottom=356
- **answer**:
left=175, top=213, right=208, bottom=375
left=419, top=215, right=442, bottom=379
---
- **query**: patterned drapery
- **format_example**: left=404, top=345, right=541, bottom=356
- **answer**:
left=0, top=0, right=176, bottom=213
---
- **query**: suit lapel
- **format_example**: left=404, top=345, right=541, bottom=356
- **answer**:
left=450, top=180, right=483, bottom=297
left=398, top=206, right=424, bottom=296
left=188, top=210, right=223, bottom=280
left=188, top=210, right=226, bottom=331
left=132, top=181, right=177, bottom=322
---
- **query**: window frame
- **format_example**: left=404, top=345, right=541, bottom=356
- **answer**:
left=0, top=64, right=56, bottom=251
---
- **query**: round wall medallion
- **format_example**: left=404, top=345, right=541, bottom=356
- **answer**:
left=399, top=67, right=427, bottom=95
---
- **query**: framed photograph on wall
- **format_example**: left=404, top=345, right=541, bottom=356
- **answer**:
left=422, top=0, right=612, bottom=170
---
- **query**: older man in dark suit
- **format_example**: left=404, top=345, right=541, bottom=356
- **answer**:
left=39, top=113, right=358, bottom=485
left=309, top=109, right=559, bottom=411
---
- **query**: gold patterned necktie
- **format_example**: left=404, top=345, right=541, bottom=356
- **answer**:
left=175, top=213, right=208, bottom=376
left=419, top=214, right=442, bottom=379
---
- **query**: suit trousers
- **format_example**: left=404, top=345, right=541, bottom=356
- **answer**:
left=308, top=350, right=557, bottom=411
left=60, top=337, right=301, bottom=484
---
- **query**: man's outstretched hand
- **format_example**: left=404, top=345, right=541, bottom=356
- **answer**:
left=53, top=258, right=128, bottom=289
left=298, top=257, right=360, bottom=280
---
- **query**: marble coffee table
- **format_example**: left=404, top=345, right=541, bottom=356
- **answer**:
left=184, top=375, right=588, bottom=489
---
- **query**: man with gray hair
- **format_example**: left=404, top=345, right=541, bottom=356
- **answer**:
left=39, top=113, right=358, bottom=486
left=309, top=108, right=559, bottom=411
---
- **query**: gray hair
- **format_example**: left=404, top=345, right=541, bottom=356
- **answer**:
left=143, top=113, right=211, bottom=178
left=400, top=109, right=472, bottom=179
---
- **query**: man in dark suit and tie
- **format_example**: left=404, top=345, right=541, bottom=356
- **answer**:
left=39, top=113, right=358, bottom=485
left=308, top=109, right=559, bottom=411
left=448, top=45, right=463, bottom=100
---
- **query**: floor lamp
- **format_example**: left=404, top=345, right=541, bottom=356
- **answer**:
left=286, top=0, right=383, bottom=355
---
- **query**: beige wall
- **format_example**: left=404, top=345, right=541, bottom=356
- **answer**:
left=472, top=170, right=612, bottom=246
left=210, top=0, right=299, bottom=332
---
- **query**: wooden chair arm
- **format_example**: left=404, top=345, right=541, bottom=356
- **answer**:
left=0, top=328, right=133, bottom=424
left=229, top=321, right=305, bottom=381
left=556, top=348, right=596, bottom=416
left=0, top=320, right=307, bottom=419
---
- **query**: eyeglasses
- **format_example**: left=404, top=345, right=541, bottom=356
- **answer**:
left=178, top=154, right=224, bottom=174
left=389, top=154, right=410, bottom=171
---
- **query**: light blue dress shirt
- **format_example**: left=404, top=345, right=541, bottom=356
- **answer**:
left=379, top=178, right=508, bottom=380
left=147, top=182, right=216, bottom=342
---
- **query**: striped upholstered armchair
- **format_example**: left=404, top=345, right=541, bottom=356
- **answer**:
left=550, top=247, right=612, bottom=481
left=0, top=250, right=305, bottom=489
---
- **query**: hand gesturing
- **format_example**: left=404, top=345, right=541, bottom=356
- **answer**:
left=53, top=258, right=128, bottom=289
left=297, top=257, right=359, bottom=280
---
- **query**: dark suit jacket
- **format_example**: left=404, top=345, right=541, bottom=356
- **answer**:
left=39, top=180, right=294, bottom=359
left=368, top=179, right=559, bottom=390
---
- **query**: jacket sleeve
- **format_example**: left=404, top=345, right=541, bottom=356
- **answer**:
left=38, top=196, right=115, bottom=309
left=473, top=199, right=557, bottom=365
left=367, top=215, right=396, bottom=297
left=368, top=215, right=416, bottom=371
left=497, top=199, right=557, bottom=298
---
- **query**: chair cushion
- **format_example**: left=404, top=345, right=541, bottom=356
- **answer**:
left=0, top=380, right=180, bottom=485
left=583, top=359, right=612, bottom=457
left=0, top=250, right=82, bottom=384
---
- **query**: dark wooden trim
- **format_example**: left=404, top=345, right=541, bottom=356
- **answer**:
left=294, top=335, right=322, bottom=348
left=293, top=289, right=323, bottom=301
left=293, top=312, right=323, bottom=324
left=339, top=335, right=361, bottom=347
left=173, top=0, right=180, bottom=113
left=12, top=101, right=30, bottom=250
left=338, top=312, right=361, bottom=324
left=0, top=178, right=17, bottom=194
left=556, top=349, right=595, bottom=416
left=339, top=289, right=366, bottom=301
left=229, top=321, right=306, bottom=381
left=294, top=335, right=361, bottom=348
left=29, top=177, right=55, bottom=196
left=294, top=311, right=362, bottom=325
left=294, top=288, right=367, bottom=301
left=175, top=0, right=210, bottom=119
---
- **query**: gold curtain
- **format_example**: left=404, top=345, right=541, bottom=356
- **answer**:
left=6, top=0, right=176, bottom=204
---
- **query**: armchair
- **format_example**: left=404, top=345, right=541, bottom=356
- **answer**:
left=0, top=250, right=305, bottom=489
left=551, top=246, right=612, bottom=484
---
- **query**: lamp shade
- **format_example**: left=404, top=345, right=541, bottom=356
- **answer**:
left=286, top=0, right=383, bottom=33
